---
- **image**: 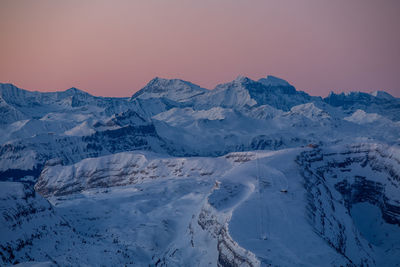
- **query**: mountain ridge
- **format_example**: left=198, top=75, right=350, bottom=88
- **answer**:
left=1, top=74, right=400, bottom=266
left=2, top=75, right=398, bottom=103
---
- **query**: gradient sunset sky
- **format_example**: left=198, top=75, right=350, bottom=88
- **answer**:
left=1, top=0, right=399, bottom=97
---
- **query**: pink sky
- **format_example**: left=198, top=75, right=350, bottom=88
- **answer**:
left=1, top=0, right=399, bottom=97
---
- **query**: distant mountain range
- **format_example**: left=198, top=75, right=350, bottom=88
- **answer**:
left=1, top=75, right=398, bottom=178
left=1, top=75, right=399, bottom=266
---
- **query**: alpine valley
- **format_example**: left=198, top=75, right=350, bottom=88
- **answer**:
left=0, top=75, right=399, bottom=266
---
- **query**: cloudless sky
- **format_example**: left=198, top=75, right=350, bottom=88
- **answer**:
left=0, top=0, right=399, bottom=97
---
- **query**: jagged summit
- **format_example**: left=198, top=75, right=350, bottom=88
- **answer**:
left=0, top=83, right=87, bottom=94
left=232, top=75, right=251, bottom=83
left=200, top=75, right=312, bottom=110
left=370, top=90, right=395, bottom=100
left=324, top=90, right=399, bottom=105
left=130, top=75, right=296, bottom=106
left=131, top=77, right=207, bottom=102
left=0, top=82, right=133, bottom=125
left=217, top=75, right=257, bottom=88
left=0, top=83, right=92, bottom=102
left=63, top=87, right=89, bottom=95
left=227, top=75, right=291, bottom=87
left=324, top=90, right=400, bottom=121
left=0, top=83, right=25, bottom=98
left=258, top=75, right=291, bottom=87
left=327, top=90, right=398, bottom=100
left=223, top=75, right=290, bottom=87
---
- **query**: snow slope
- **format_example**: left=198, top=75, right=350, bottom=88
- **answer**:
left=2, top=145, right=396, bottom=266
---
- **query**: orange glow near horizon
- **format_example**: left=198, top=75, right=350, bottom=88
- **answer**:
left=0, top=0, right=399, bottom=97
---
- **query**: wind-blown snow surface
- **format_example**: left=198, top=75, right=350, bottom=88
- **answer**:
left=1, top=75, right=400, bottom=266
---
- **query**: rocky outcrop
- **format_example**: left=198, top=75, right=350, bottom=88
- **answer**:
left=297, top=143, right=400, bottom=266
left=35, top=151, right=228, bottom=197
left=197, top=204, right=259, bottom=267
left=0, top=182, right=83, bottom=266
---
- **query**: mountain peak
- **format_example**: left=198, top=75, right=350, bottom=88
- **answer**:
left=233, top=75, right=251, bottom=83
left=258, top=75, right=291, bottom=87
left=143, top=77, right=204, bottom=91
left=0, top=83, right=21, bottom=95
left=131, top=77, right=207, bottom=102
left=370, top=90, right=395, bottom=100
left=63, top=87, right=89, bottom=96
left=148, top=76, right=166, bottom=85
left=65, top=87, right=82, bottom=92
left=0, top=83, right=30, bottom=105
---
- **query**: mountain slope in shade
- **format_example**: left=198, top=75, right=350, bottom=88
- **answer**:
left=324, top=91, right=400, bottom=121
left=258, top=75, right=291, bottom=87
left=370, top=90, right=395, bottom=100
left=0, top=181, right=148, bottom=266
left=0, top=182, right=84, bottom=265
left=296, top=143, right=400, bottom=266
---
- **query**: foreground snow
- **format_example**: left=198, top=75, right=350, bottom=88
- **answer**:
left=2, top=145, right=399, bottom=266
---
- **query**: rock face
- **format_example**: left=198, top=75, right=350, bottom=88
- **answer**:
left=0, top=123, right=167, bottom=184
left=27, top=147, right=400, bottom=265
left=297, top=144, right=400, bottom=266
left=197, top=203, right=259, bottom=267
left=35, top=151, right=227, bottom=197
left=0, top=182, right=85, bottom=265
left=323, top=91, right=400, bottom=121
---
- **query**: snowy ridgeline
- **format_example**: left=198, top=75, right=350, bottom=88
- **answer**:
left=0, top=75, right=400, bottom=266
left=1, top=144, right=400, bottom=266
left=0, top=75, right=399, bottom=178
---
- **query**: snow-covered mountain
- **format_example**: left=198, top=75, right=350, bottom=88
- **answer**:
left=324, top=90, right=400, bottom=121
left=192, top=75, right=316, bottom=111
left=1, top=76, right=399, bottom=266
left=0, top=83, right=132, bottom=123
left=131, top=77, right=207, bottom=102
